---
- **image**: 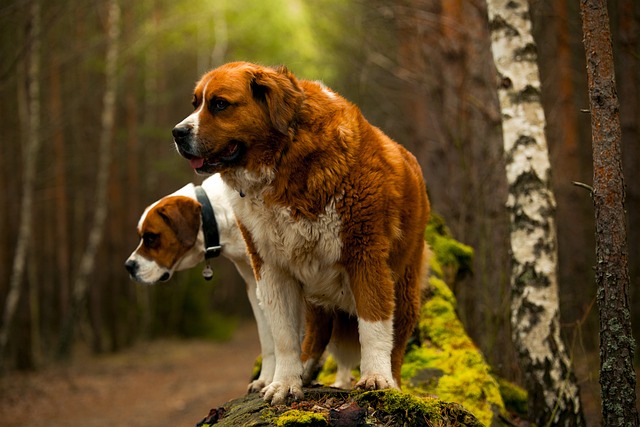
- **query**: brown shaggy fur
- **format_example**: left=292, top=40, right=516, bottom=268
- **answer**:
left=173, top=62, right=430, bottom=395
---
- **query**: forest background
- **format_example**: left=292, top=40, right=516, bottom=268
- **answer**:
left=0, top=0, right=638, bottom=422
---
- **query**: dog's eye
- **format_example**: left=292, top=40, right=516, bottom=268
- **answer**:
left=143, top=232, right=160, bottom=249
left=210, top=98, right=230, bottom=113
left=191, top=95, right=198, bottom=109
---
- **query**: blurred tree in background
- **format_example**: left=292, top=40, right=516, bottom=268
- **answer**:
left=0, top=0, right=638, bottom=422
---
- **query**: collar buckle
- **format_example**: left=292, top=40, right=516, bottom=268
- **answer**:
left=205, top=245, right=222, bottom=259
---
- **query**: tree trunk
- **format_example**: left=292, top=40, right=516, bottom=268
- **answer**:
left=49, top=53, right=71, bottom=326
left=58, top=0, right=121, bottom=357
left=0, top=0, right=41, bottom=371
left=579, top=0, right=639, bottom=425
left=616, top=0, right=640, bottom=339
left=485, top=0, right=585, bottom=424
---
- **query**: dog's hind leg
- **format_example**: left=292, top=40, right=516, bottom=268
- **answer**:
left=345, top=251, right=398, bottom=391
left=301, top=303, right=332, bottom=385
left=390, top=244, right=428, bottom=386
left=327, top=311, right=360, bottom=389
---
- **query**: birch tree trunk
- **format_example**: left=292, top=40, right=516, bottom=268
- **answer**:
left=0, top=0, right=41, bottom=371
left=485, top=0, right=585, bottom=424
left=579, top=0, right=639, bottom=424
left=58, top=0, right=121, bottom=357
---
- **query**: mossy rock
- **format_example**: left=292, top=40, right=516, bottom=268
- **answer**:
left=399, top=219, right=506, bottom=425
left=402, top=274, right=505, bottom=425
left=425, top=214, right=474, bottom=285
left=195, top=387, right=481, bottom=426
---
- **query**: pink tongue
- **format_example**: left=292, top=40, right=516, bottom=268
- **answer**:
left=189, top=157, right=205, bottom=169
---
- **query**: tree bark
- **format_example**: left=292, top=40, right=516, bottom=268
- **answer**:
left=58, top=0, right=121, bottom=357
left=579, top=0, right=639, bottom=425
left=616, top=0, right=640, bottom=338
left=0, top=0, right=41, bottom=371
left=485, top=0, right=585, bottom=424
left=49, top=52, right=71, bottom=326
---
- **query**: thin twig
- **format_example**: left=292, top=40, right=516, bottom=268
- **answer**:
left=572, top=181, right=593, bottom=193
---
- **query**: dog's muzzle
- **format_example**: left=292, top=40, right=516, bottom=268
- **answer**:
left=172, top=125, right=194, bottom=152
left=124, top=258, right=138, bottom=276
left=124, top=259, right=171, bottom=283
left=173, top=122, right=246, bottom=173
left=172, top=125, right=208, bottom=169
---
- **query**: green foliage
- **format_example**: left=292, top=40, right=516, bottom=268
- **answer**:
left=131, top=0, right=337, bottom=83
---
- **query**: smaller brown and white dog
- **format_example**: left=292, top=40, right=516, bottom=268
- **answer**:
left=124, top=174, right=277, bottom=390
left=124, top=174, right=356, bottom=392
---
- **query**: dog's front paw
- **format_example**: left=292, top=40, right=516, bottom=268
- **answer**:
left=261, top=380, right=304, bottom=405
left=247, top=378, right=267, bottom=394
left=355, top=374, right=397, bottom=391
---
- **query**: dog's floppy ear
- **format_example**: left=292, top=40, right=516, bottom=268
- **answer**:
left=250, top=65, right=304, bottom=135
left=157, top=197, right=202, bottom=248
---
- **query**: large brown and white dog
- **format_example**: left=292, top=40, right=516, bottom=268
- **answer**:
left=172, top=62, right=430, bottom=404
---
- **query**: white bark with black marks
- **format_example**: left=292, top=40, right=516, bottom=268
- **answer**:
left=58, top=0, right=121, bottom=356
left=0, top=0, right=41, bottom=371
left=486, top=0, right=585, bottom=424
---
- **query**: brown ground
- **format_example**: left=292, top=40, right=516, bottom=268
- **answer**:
left=0, top=322, right=261, bottom=427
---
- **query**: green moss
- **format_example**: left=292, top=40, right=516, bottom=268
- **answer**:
left=496, top=377, right=528, bottom=418
left=354, top=389, right=482, bottom=426
left=400, top=218, right=505, bottom=426
left=425, top=214, right=474, bottom=283
left=252, top=355, right=262, bottom=381
left=316, top=355, right=359, bottom=387
left=274, top=410, right=328, bottom=426
left=315, top=355, right=338, bottom=386
left=402, top=273, right=504, bottom=425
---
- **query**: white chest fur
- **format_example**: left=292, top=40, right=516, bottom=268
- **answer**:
left=232, top=192, right=355, bottom=313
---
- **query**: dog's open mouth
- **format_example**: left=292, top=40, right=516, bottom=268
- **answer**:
left=186, top=140, right=244, bottom=172
left=218, top=140, right=243, bottom=163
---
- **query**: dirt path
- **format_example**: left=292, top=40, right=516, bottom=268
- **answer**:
left=0, top=322, right=261, bottom=427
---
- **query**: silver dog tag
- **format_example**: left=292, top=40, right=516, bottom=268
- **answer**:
left=202, top=264, right=214, bottom=280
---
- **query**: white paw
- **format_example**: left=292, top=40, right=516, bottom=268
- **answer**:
left=247, top=378, right=267, bottom=394
left=355, top=374, right=397, bottom=391
left=261, top=380, right=304, bottom=405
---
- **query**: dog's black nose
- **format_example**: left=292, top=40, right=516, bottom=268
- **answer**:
left=124, top=259, right=138, bottom=276
left=172, top=125, right=191, bottom=140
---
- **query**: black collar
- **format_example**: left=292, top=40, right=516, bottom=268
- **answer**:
left=194, top=185, right=222, bottom=259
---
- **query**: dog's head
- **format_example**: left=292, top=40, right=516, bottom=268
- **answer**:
left=125, top=196, right=202, bottom=284
left=172, top=62, right=304, bottom=175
